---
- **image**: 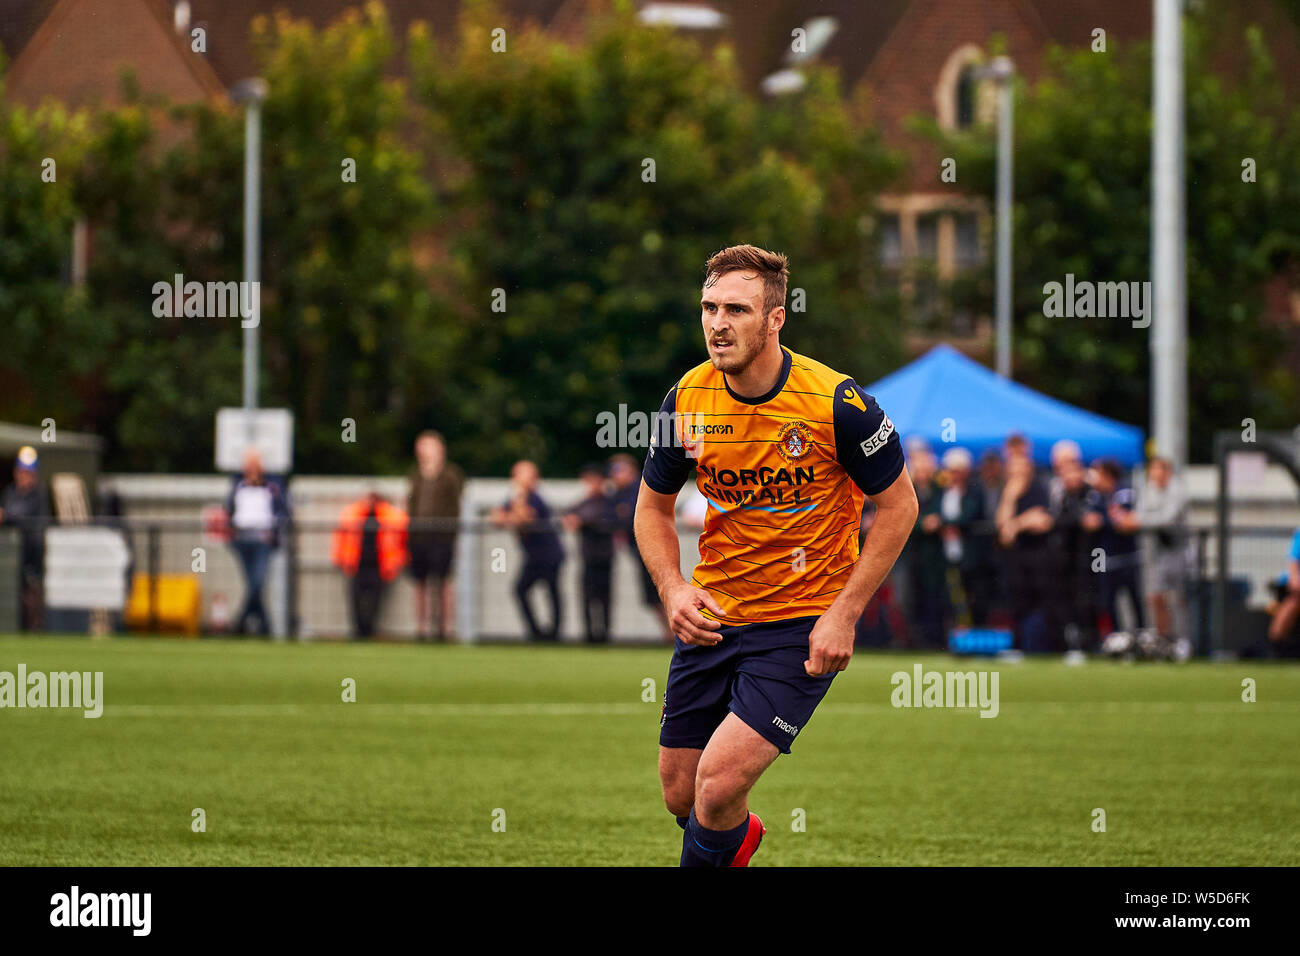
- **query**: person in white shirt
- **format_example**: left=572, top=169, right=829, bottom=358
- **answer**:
left=223, top=448, right=290, bottom=636
left=1115, top=457, right=1188, bottom=640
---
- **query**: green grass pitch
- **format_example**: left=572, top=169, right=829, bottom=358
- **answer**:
left=0, top=635, right=1296, bottom=866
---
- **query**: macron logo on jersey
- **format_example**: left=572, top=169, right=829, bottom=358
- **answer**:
left=860, top=414, right=894, bottom=459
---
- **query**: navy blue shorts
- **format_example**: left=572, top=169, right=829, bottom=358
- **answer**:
left=658, top=615, right=833, bottom=755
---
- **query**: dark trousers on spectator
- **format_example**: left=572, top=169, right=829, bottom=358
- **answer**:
left=516, top=557, right=562, bottom=641
left=1098, top=563, right=1144, bottom=634
left=350, top=569, right=385, bottom=639
left=1053, top=558, right=1098, bottom=650
left=909, top=573, right=949, bottom=648
left=1007, top=546, right=1058, bottom=652
left=19, top=566, right=44, bottom=632
left=581, top=559, right=613, bottom=644
left=233, top=539, right=272, bottom=635
left=960, top=563, right=997, bottom=628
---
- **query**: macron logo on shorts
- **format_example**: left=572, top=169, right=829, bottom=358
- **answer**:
left=771, top=715, right=798, bottom=736
left=859, top=414, right=894, bottom=459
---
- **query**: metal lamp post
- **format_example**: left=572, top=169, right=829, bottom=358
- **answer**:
left=229, top=78, right=268, bottom=416
left=971, top=56, right=1016, bottom=378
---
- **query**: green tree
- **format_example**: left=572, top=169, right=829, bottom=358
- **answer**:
left=178, top=2, right=437, bottom=473
left=2, top=4, right=437, bottom=473
left=412, top=1, right=901, bottom=474
left=0, top=64, right=101, bottom=431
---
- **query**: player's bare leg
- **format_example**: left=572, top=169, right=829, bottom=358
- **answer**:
left=694, top=713, right=778, bottom=830
left=666, top=714, right=777, bottom=866
left=658, top=746, right=702, bottom=818
left=414, top=581, right=431, bottom=642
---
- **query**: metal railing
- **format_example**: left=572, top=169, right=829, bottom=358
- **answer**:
left=1, top=515, right=1294, bottom=651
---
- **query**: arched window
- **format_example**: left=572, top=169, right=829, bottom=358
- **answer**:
left=935, top=45, right=985, bottom=131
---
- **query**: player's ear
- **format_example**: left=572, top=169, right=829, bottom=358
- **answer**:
left=767, top=306, right=786, bottom=335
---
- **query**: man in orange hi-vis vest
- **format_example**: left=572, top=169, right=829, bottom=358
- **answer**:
left=332, top=490, right=409, bottom=640
left=635, top=245, right=918, bottom=867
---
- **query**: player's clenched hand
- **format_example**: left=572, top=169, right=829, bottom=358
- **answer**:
left=805, top=611, right=854, bottom=676
left=664, top=584, right=725, bottom=646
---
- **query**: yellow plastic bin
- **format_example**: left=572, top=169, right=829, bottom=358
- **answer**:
left=125, top=574, right=202, bottom=636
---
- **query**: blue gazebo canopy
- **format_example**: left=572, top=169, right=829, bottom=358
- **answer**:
left=864, top=344, right=1145, bottom=467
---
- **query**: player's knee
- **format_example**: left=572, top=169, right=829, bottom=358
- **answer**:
left=660, top=771, right=694, bottom=817
left=693, top=766, right=745, bottom=817
left=663, top=792, right=692, bottom=818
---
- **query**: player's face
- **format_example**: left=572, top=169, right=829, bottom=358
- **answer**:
left=701, top=271, right=773, bottom=374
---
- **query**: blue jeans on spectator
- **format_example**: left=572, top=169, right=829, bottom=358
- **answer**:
left=233, top=538, right=272, bottom=635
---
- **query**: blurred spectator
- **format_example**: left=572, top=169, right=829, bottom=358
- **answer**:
left=1129, top=457, right=1188, bottom=641
left=977, top=449, right=1005, bottom=514
left=407, top=431, right=465, bottom=642
left=939, top=447, right=992, bottom=627
left=492, top=460, right=564, bottom=642
left=563, top=463, right=616, bottom=644
left=609, top=452, right=671, bottom=642
left=1049, top=455, right=1098, bottom=651
left=1004, top=432, right=1032, bottom=466
left=0, top=446, right=49, bottom=631
left=996, top=453, right=1056, bottom=651
left=1266, top=525, right=1300, bottom=648
left=855, top=502, right=908, bottom=646
left=903, top=448, right=949, bottom=648
left=224, top=448, right=290, bottom=636
left=1048, top=439, right=1082, bottom=480
left=975, top=449, right=1006, bottom=621
left=331, top=490, right=409, bottom=640
left=678, top=484, right=709, bottom=533
left=1089, top=459, right=1144, bottom=634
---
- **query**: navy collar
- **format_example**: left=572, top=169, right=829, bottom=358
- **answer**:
left=723, top=348, right=792, bottom=406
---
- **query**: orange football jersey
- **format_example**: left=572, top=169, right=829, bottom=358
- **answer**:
left=643, top=347, right=903, bottom=625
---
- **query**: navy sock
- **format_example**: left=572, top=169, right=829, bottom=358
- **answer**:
left=679, top=808, right=751, bottom=867
left=676, top=815, right=689, bottom=831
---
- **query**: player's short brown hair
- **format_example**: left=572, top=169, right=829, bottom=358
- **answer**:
left=703, top=244, right=789, bottom=317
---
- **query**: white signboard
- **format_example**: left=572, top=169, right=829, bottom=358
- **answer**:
left=44, top=527, right=132, bottom=610
left=1228, top=451, right=1267, bottom=490
left=215, top=407, right=294, bottom=474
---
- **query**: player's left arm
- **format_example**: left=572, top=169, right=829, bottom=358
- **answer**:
left=805, top=381, right=918, bottom=677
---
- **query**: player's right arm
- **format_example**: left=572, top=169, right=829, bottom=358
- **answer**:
left=634, top=383, right=724, bottom=646
left=634, top=482, right=723, bottom=646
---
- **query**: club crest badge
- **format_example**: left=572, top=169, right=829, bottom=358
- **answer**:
left=776, top=421, right=812, bottom=463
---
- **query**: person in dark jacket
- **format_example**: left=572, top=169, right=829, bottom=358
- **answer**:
left=996, top=454, right=1057, bottom=651
left=609, top=452, right=672, bottom=642
left=903, top=448, right=949, bottom=648
left=563, top=464, right=617, bottom=644
left=224, top=448, right=290, bottom=636
left=939, top=447, right=992, bottom=627
left=1088, top=458, right=1144, bottom=635
left=0, top=447, right=50, bottom=631
left=491, top=460, right=564, bottom=641
left=1049, top=454, right=1098, bottom=650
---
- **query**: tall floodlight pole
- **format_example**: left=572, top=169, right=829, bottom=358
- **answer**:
left=1151, top=0, right=1187, bottom=469
left=231, top=78, right=268, bottom=416
left=974, top=57, right=1016, bottom=378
